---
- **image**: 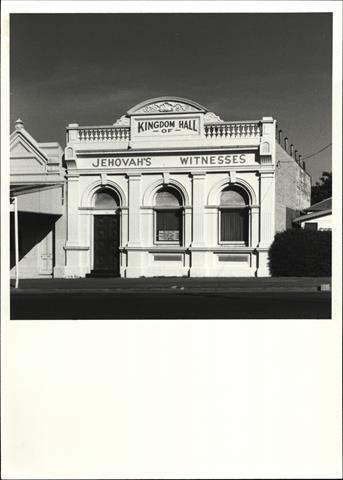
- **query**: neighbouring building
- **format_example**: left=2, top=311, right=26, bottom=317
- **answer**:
left=10, top=96, right=312, bottom=279
left=10, top=119, right=65, bottom=279
left=292, top=197, right=332, bottom=231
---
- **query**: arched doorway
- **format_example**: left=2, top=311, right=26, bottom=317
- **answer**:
left=92, top=188, right=120, bottom=276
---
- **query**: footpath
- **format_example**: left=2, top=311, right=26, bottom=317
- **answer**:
left=10, top=277, right=332, bottom=294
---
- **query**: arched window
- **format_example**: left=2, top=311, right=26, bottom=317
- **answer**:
left=154, top=187, right=183, bottom=244
left=220, top=186, right=249, bottom=244
left=93, top=188, right=119, bottom=210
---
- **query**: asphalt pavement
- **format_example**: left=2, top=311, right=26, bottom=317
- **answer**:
left=10, top=276, right=331, bottom=293
left=9, top=276, right=331, bottom=319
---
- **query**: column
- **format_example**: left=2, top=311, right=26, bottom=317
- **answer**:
left=250, top=205, right=260, bottom=276
left=66, top=174, right=80, bottom=245
left=53, top=186, right=67, bottom=277
left=64, top=174, right=83, bottom=277
left=126, top=173, right=142, bottom=277
left=127, top=174, right=142, bottom=247
left=184, top=206, right=192, bottom=246
left=260, top=117, right=276, bottom=163
left=257, top=171, right=275, bottom=276
left=184, top=206, right=192, bottom=273
left=120, top=207, right=129, bottom=277
left=190, top=172, right=208, bottom=277
left=250, top=205, right=260, bottom=247
left=191, top=172, right=206, bottom=247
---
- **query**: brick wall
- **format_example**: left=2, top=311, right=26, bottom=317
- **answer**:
left=275, top=143, right=311, bottom=232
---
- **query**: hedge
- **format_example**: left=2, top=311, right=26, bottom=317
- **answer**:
left=268, top=229, right=331, bottom=276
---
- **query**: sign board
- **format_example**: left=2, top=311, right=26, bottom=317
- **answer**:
left=131, top=115, right=201, bottom=137
left=79, top=152, right=257, bottom=170
left=158, top=230, right=180, bottom=241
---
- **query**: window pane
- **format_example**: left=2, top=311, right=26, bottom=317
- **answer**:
left=304, top=222, right=318, bottom=231
left=156, top=210, right=182, bottom=242
left=155, top=188, right=182, bottom=206
left=94, top=189, right=118, bottom=209
left=220, top=189, right=247, bottom=206
left=221, top=209, right=248, bottom=242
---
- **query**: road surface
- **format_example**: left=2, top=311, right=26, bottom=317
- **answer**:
left=10, top=291, right=331, bottom=319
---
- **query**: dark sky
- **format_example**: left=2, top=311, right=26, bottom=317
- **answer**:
left=10, top=13, right=332, bottom=183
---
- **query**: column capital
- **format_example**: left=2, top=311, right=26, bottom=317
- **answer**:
left=260, top=155, right=273, bottom=165
left=162, top=172, right=170, bottom=185
left=66, top=173, right=80, bottom=180
left=126, top=173, right=141, bottom=179
left=258, top=170, right=274, bottom=178
left=101, top=173, right=107, bottom=185
left=191, top=171, right=206, bottom=179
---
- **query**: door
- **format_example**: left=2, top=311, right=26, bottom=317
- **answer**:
left=39, top=230, right=53, bottom=275
left=93, top=215, right=120, bottom=275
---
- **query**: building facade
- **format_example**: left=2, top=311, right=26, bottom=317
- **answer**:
left=10, top=97, right=312, bottom=278
left=10, top=119, right=65, bottom=279
left=293, top=197, right=332, bottom=231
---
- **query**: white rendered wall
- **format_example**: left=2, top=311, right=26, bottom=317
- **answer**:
left=301, top=214, right=332, bottom=231
left=62, top=101, right=282, bottom=278
left=68, top=168, right=266, bottom=278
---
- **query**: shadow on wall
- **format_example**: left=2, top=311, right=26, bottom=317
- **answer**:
left=10, top=212, right=60, bottom=269
left=286, top=207, right=301, bottom=229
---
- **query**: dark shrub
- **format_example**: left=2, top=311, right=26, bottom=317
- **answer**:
left=269, top=229, right=331, bottom=276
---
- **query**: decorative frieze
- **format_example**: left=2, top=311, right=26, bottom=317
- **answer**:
left=134, top=100, right=199, bottom=114
left=204, top=112, right=223, bottom=123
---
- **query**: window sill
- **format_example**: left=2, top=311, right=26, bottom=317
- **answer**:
left=154, top=242, right=182, bottom=246
left=219, top=241, right=247, bottom=246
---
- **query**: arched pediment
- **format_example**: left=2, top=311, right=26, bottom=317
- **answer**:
left=10, top=131, right=49, bottom=172
left=127, top=97, right=208, bottom=115
left=81, top=179, right=127, bottom=208
left=207, top=176, right=257, bottom=205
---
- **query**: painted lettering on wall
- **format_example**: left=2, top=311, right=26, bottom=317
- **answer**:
left=179, top=154, right=247, bottom=165
left=92, top=157, right=152, bottom=168
left=135, top=118, right=199, bottom=135
left=87, top=153, right=252, bottom=169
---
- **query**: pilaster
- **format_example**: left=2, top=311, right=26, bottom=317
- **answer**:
left=127, top=173, right=142, bottom=247
left=191, top=171, right=206, bottom=247
left=126, top=174, right=142, bottom=277
left=256, top=171, right=275, bottom=277
left=259, top=171, right=275, bottom=248
left=190, top=171, right=207, bottom=276
left=66, top=174, right=80, bottom=245
left=184, top=206, right=192, bottom=246
left=260, top=116, right=276, bottom=164
left=53, top=211, right=67, bottom=278
left=250, top=205, right=260, bottom=247
left=64, top=173, right=85, bottom=277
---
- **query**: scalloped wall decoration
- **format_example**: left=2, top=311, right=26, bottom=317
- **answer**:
left=204, top=112, right=224, bottom=124
left=113, top=115, right=130, bottom=127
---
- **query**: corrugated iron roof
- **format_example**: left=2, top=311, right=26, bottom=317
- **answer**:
left=293, top=209, right=332, bottom=223
left=303, top=197, right=332, bottom=212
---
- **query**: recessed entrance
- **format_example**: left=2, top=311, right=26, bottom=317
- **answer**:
left=92, top=215, right=120, bottom=276
left=88, top=187, right=121, bottom=277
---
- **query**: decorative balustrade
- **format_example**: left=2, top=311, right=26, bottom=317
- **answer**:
left=69, top=121, right=262, bottom=143
left=204, top=121, right=262, bottom=139
left=76, top=126, right=130, bottom=142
